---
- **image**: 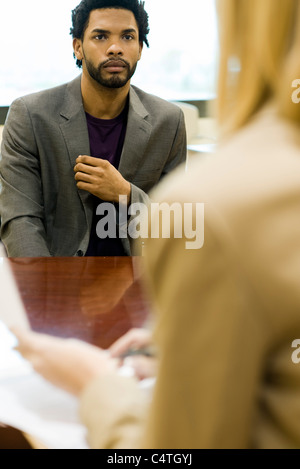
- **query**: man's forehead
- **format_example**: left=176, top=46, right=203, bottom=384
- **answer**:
left=86, top=8, right=138, bottom=32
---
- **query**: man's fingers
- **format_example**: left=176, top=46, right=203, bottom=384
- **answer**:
left=76, top=155, right=96, bottom=166
left=74, top=163, right=94, bottom=174
left=76, top=155, right=110, bottom=169
left=74, top=171, right=95, bottom=184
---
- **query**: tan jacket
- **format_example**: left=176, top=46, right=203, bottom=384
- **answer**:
left=79, top=106, right=300, bottom=449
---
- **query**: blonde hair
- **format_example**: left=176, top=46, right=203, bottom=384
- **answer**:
left=217, top=0, right=300, bottom=135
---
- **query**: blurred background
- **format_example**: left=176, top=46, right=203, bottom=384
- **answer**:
left=0, top=0, right=218, bottom=121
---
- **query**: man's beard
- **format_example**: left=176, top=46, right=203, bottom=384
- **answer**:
left=84, top=55, right=138, bottom=89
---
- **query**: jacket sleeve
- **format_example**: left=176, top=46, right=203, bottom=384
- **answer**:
left=79, top=374, right=149, bottom=449
left=142, top=206, right=265, bottom=449
left=0, top=98, right=51, bottom=257
left=79, top=209, right=264, bottom=449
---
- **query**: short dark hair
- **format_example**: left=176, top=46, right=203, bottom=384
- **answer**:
left=70, top=0, right=150, bottom=68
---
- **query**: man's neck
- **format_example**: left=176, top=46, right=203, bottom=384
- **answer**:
left=81, top=73, right=130, bottom=120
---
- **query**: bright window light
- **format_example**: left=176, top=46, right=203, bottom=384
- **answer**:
left=0, top=0, right=218, bottom=106
left=135, top=0, right=218, bottom=100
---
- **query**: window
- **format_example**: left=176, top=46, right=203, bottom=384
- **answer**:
left=0, top=0, right=218, bottom=106
left=135, top=0, right=218, bottom=100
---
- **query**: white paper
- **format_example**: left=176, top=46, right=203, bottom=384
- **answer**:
left=0, top=245, right=30, bottom=330
left=0, top=321, right=89, bottom=448
left=0, top=374, right=89, bottom=449
left=0, top=321, right=32, bottom=379
left=0, top=334, right=154, bottom=449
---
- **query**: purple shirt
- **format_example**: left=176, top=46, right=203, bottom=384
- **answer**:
left=85, top=103, right=128, bottom=256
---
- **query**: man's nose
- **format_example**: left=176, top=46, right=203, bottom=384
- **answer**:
left=106, top=41, right=123, bottom=55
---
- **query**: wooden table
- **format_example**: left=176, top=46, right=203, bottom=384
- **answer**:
left=2, top=256, right=151, bottom=449
left=10, top=256, right=151, bottom=348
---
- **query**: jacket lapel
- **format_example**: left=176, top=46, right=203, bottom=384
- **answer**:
left=58, top=75, right=93, bottom=221
left=118, top=86, right=152, bottom=180
left=58, top=80, right=152, bottom=219
left=59, top=75, right=90, bottom=167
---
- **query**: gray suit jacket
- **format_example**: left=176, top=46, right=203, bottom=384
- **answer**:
left=0, top=76, right=186, bottom=257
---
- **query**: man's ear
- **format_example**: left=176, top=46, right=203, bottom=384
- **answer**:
left=73, top=38, right=83, bottom=61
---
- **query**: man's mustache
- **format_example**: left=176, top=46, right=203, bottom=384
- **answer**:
left=100, top=58, right=130, bottom=68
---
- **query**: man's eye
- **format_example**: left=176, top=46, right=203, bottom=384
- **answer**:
left=123, top=35, right=134, bottom=41
left=95, top=34, right=106, bottom=40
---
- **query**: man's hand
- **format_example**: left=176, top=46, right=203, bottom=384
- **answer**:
left=74, top=155, right=131, bottom=203
left=12, top=328, right=118, bottom=397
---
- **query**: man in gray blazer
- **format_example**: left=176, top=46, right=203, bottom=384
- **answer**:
left=0, top=0, right=186, bottom=257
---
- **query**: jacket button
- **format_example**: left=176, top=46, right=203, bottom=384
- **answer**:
left=77, top=250, right=84, bottom=257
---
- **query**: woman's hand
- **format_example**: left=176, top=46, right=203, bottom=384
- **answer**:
left=109, top=328, right=157, bottom=380
left=12, top=328, right=118, bottom=396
